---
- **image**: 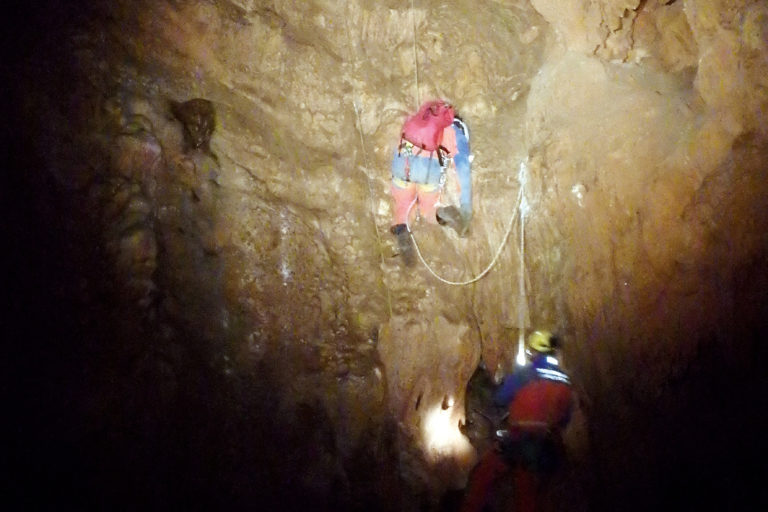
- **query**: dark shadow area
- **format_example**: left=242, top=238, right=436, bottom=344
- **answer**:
left=586, top=263, right=768, bottom=511
left=4, top=7, right=399, bottom=510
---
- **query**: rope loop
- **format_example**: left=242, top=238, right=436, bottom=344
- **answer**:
left=405, top=184, right=524, bottom=286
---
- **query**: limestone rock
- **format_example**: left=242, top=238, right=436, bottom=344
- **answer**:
left=10, top=0, right=768, bottom=509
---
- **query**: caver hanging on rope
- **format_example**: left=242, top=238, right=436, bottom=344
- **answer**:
left=390, top=99, right=473, bottom=266
left=390, top=1, right=533, bottom=357
left=345, top=0, right=524, bottom=288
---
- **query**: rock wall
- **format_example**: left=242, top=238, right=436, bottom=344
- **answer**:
left=524, top=0, right=768, bottom=508
left=6, top=0, right=768, bottom=510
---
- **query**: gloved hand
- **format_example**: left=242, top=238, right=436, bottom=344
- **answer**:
left=437, top=205, right=470, bottom=238
left=457, top=206, right=472, bottom=238
left=460, top=205, right=472, bottom=224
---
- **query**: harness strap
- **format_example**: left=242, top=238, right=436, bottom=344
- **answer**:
left=397, top=140, right=449, bottom=183
left=436, top=144, right=448, bottom=167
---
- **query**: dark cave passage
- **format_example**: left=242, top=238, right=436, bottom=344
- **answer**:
left=5, top=0, right=768, bottom=510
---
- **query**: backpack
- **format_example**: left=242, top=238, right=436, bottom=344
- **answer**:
left=400, top=100, right=455, bottom=155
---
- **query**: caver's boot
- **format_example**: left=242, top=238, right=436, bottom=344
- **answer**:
left=436, top=205, right=469, bottom=237
left=391, top=223, right=415, bottom=266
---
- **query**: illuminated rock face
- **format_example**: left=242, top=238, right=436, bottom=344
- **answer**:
left=8, top=0, right=768, bottom=510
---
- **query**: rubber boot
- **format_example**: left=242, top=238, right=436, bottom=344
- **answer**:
left=436, top=205, right=469, bottom=237
left=391, top=223, right=415, bottom=266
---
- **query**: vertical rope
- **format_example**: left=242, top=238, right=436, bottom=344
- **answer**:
left=410, top=0, right=421, bottom=106
left=344, top=6, right=393, bottom=318
left=516, top=159, right=529, bottom=365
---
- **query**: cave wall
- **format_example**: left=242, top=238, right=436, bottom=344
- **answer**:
left=523, top=0, right=768, bottom=508
left=6, top=0, right=768, bottom=510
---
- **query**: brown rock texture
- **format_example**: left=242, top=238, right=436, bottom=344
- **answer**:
left=6, top=0, right=768, bottom=510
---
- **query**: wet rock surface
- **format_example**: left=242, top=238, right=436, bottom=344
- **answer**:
left=5, top=0, right=768, bottom=510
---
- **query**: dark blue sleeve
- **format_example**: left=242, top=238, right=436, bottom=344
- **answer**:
left=493, top=366, right=534, bottom=406
left=451, top=124, right=472, bottom=218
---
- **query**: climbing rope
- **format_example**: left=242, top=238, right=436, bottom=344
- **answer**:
left=410, top=0, right=421, bottom=106
left=343, top=7, right=393, bottom=318
left=405, top=165, right=526, bottom=286
left=516, top=160, right=530, bottom=364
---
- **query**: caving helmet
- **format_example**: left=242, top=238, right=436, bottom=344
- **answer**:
left=527, top=330, right=555, bottom=354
